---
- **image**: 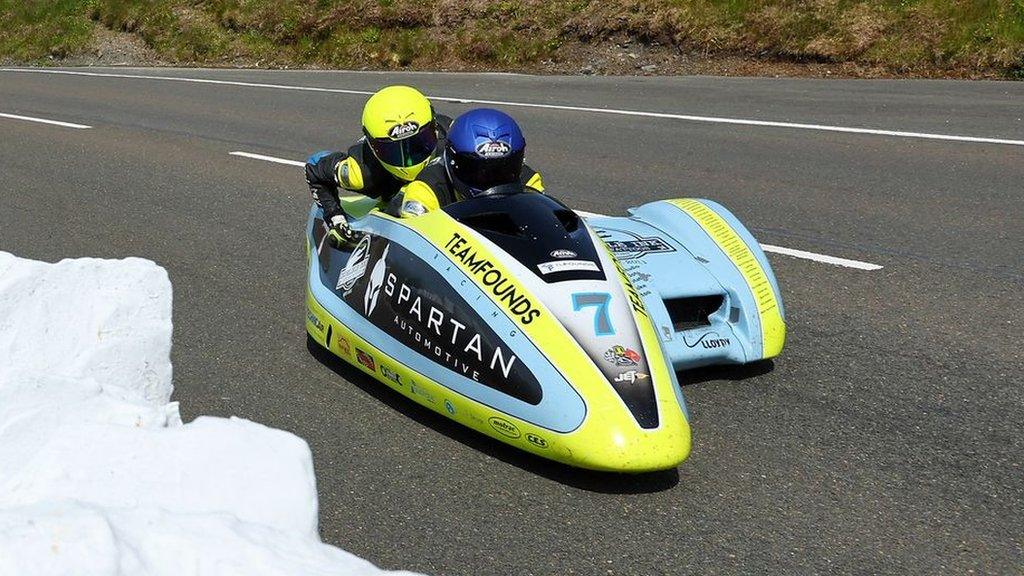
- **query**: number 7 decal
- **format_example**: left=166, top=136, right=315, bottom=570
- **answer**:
left=572, top=292, right=615, bottom=336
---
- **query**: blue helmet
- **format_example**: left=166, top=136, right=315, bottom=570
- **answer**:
left=445, top=108, right=526, bottom=195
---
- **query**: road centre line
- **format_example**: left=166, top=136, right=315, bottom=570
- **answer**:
left=0, top=112, right=91, bottom=129
left=229, top=151, right=305, bottom=166
left=4, top=68, right=1024, bottom=147
left=232, top=150, right=884, bottom=271
left=757, top=244, right=882, bottom=271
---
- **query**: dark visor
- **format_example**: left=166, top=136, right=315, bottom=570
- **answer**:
left=366, top=120, right=438, bottom=168
left=453, top=148, right=525, bottom=193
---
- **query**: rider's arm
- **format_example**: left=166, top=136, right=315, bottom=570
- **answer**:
left=520, top=163, right=545, bottom=193
left=304, top=150, right=348, bottom=220
left=306, top=141, right=389, bottom=214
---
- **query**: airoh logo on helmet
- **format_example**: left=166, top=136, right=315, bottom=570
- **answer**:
left=387, top=121, right=420, bottom=140
left=476, top=140, right=511, bottom=158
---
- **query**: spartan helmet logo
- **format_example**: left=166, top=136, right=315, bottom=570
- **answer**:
left=364, top=244, right=390, bottom=316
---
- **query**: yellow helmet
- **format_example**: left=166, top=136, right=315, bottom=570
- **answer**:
left=361, top=85, right=438, bottom=181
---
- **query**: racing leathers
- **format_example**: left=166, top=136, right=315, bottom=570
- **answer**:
left=392, top=157, right=545, bottom=217
left=305, top=141, right=405, bottom=237
left=305, top=116, right=450, bottom=245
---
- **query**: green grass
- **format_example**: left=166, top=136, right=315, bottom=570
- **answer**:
left=0, top=0, right=94, bottom=60
left=2, top=0, right=1022, bottom=76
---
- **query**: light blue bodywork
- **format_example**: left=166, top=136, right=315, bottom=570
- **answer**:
left=585, top=199, right=785, bottom=370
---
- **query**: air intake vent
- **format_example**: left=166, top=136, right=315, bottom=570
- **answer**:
left=553, top=209, right=579, bottom=232
left=664, top=295, right=725, bottom=332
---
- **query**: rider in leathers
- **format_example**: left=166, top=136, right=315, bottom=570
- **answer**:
left=304, top=85, right=448, bottom=246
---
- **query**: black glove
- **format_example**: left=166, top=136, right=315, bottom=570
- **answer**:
left=325, top=213, right=358, bottom=248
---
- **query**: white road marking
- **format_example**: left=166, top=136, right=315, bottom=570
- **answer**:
left=0, top=112, right=91, bottom=129
left=235, top=151, right=884, bottom=270
left=758, top=244, right=883, bottom=271
left=3, top=68, right=379, bottom=95
left=4, top=68, right=1023, bottom=147
left=229, top=151, right=305, bottom=167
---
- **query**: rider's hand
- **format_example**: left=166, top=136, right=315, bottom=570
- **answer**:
left=326, top=213, right=358, bottom=248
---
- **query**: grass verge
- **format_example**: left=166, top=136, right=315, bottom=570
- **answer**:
left=2, top=0, right=1022, bottom=78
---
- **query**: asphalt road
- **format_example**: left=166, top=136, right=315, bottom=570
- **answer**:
left=1, top=67, right=1021, bottom=575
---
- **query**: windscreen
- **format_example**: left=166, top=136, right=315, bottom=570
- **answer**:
left=443, top=192, right=606, bottom=283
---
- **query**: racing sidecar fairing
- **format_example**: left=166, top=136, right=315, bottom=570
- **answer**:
left=305, top=190, right=784, bottom=472
left=583, top=199, right=786, bottom=371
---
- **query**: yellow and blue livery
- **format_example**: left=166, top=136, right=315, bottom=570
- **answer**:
left=305, top=185, right=784, bottom=472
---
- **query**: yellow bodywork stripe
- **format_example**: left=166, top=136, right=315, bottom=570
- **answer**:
left=667, top=199, right=785, bottom=359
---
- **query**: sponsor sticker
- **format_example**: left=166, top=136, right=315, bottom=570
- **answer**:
left=306, top=311, right=325, bottom=333
left=536, top=259, right=600, bottom=275
left=336, top=235, right=371, bottom=291
left=525, top=433, right=548, bottom=449
left=611, top=257, right=648, bottom=318
left=596, top=228, right=675, bottom=261
left=337, top=337, right=352, bottom=357
left=488, top=416, right=521, bottom=439
left=444, top=399, right=456, bottom=415
left=363, top=243, right=520, bottom=384
left=550, top=249, right=577, bottom=259
left=410, top=380, right=436, bottom=404
left=380, top=364, right=401, bottom=385
left=387, top=121, right=419, bottom=140
left=476, top=140, right=511, bottom=158
left=614, top=370, right=648, bottom=384
left=604, top=345, right=641, bottom=367
left=683, top=332, right=731, bottom=349
left=356, top=349, right=376, bottom=372
left=445, top=232, right=541, bottom=325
